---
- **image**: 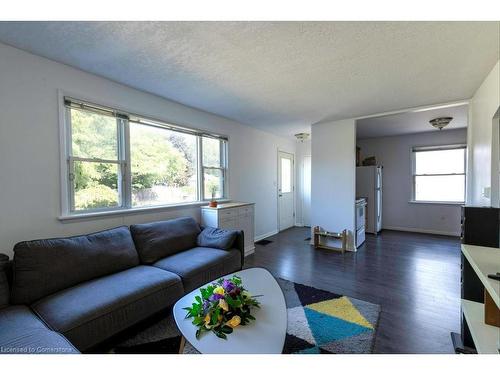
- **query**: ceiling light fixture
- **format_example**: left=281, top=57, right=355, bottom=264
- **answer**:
left=429, top=117, right=453, bottom=130
left=294, top=133, right=310, bottom=142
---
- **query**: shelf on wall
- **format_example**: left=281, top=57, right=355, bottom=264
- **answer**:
left=461, top=299, right=499, bottom=354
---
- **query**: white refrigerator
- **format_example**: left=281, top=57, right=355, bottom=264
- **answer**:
left=356, top=166, right=382, bottom=234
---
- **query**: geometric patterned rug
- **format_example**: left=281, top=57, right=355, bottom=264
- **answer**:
left=112, top=278, right=380, bottom=354
left=278, top=279, right=380, bottom=354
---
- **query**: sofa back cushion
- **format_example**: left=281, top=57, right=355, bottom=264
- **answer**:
left=0, top=256, right=11, bottom=309
left=11, top=226, right=139, bottom=305
left=130, top=217, right=201, bottom=264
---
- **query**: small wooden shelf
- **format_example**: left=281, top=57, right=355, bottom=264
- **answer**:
left=461, top=299, right=499, bottom=354
left=313, top=228, right=347, bottom=253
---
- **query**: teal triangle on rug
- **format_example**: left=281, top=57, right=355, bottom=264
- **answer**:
left=303, top=307, right=372, bottom=345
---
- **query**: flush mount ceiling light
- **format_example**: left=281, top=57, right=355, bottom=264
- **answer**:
left=429, top=117, right=453, bottom=130
left=294, top=132, right=310, bottom=142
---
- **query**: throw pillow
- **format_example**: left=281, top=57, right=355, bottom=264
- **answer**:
left=197, top=227, right=238, bottom=250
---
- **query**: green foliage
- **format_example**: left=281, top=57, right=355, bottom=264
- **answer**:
left=74, top=185, right=118, bottom=209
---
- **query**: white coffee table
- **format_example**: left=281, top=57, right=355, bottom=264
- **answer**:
left=173, top=267, right=286, bottom=354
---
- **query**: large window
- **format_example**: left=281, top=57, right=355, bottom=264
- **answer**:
left=411, top=145, right=466, bottom=203
left=64, top=98, right=228, bottom=214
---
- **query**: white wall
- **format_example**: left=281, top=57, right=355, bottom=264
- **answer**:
left=357, top=128, right=467, bottom=236
left=295, top=139, right=311, bottom=227
left=311, top=119, right=356, bottom=250
left=0, top=43, right=295, bottom=258
left=467, top=60, right=500, bottom=207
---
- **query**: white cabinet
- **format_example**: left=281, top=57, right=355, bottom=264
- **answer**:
left=201, top=202, right=255, bottom=256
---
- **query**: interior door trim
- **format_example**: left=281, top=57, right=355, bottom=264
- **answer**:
left=277, top=149, right=295, bottom=232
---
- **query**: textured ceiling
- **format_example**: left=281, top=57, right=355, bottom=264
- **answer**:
left=356, top=104, right=468, bottom=139
left=0, top=22, right=498, bottom=137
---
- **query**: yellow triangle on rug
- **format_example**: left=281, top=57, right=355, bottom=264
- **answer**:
left=306, top=296, right=373, bottom=329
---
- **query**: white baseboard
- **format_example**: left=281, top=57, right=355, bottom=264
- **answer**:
left=254, top=230, right=278, bottom=242
left=244, top=246, right=255, bottom=257
left=383, top=226, right=460, bottom=237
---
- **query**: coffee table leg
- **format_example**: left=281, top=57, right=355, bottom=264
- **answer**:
left=179, top=335, right=186, bottom=354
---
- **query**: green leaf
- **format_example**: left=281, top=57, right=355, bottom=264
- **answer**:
left=200, top=288, right=208, bottom=299
left=221, top=325, right=233, bottom=334
left=214, top=331, right=227, bottom=339
left=211, top=309, right=220, bottom=325
left=193, top=316, right=204, bottom=325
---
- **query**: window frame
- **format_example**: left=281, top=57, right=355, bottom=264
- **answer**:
left=410, top=144, right=467, bottom=204
left=59, top=93, right=229, bottom=218
left=201, top=136, right=228, bottom=201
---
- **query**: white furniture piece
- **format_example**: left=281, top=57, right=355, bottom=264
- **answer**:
left=356, top=166, right=382, bottom=234
left=460, top=244, right=500, bottom=354
left=355, top=198, right=366, bottom=247
left=173, top=267, right=287, bottom=354
left=201, top=202, right=255, bottom=256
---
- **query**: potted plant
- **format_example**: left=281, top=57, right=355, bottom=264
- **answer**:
left=209, top=184, right=218, bottom=207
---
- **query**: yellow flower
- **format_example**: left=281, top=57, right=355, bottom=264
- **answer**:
left=241, top=291, right=251, bottom=299
left=219, top=299, right=229, bottom=312
left=204, top=314, right=211, bottom=325
left=214, top=286, right=225, bottom=295
left=226, top=315, right=241, bottom=328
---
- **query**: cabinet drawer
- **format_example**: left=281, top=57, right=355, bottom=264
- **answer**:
left=220, top=217, right=238, bottom=229
left=238, top=206, right=253, bottom=216
left=219, top=208, right=238, bottom=218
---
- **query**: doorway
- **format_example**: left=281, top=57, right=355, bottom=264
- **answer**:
left=278, top=151, right=295, bottom=231
left=302, top=155, right=311, bottom=226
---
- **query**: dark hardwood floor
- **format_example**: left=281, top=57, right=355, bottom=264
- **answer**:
left=244, top=227, right=461, bottom=354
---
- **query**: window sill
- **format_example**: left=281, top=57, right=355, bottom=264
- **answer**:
left=58, top=199, right=231, bottom=222
left=408, top=200, right=464, bottom=206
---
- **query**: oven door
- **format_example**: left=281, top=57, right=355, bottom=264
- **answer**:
left=356, top=203, right=366, bottom=230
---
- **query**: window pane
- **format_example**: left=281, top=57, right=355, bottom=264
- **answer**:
left=70, top=108, right=118, bottom=160
left=130, top=123, right=197, bottom=206
left=415, top=175, right=465, bottom=202
left=73, top=160, right=120, bottom=210
left=202, top=137, right=222, bottom=167
left=281, top=158, right=292, bottom=193
left=204, top=168, right=224, bottom=200
left=415, top=149, right=465, bottom=175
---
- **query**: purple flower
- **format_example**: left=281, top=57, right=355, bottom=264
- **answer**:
left=209, top=293, right=224, bottom=301
left=222, top=280, right=235, bottom=292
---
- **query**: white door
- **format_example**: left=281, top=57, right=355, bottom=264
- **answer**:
left=302, top=156, right=311, bottom=226
left=278, top=151, right=295, bottom=231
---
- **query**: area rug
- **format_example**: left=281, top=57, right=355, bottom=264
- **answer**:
left=112, top=278, right=380, bottom=354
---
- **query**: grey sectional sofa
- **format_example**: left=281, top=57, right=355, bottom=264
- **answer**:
left=0, top=217, right=243, bottom=354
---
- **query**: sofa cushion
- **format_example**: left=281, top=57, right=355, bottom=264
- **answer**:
left=197, top=227, right=239, bottom=250
left=0, top=305, right=79, bottom=354
left=11, top=226, right=140, bottom=305
left=31, top=265, right=183, bottom=351
left=130, top=217, right=201, bottom=264
left=152, top=247, right=242, bottom=292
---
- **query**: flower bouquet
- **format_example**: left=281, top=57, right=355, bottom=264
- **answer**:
left=183, top=275, right=261, bottom=339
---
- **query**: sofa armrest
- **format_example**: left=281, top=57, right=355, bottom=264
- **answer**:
left=0, top=254, right=11, bottom=309
left=233, top=230, right=245, bottom=269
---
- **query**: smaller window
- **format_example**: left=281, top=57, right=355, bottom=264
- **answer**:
left=68, top=107, right=124, bottom=211
left=202, top=137, right=227, bottom=200
left=411, top=145, right=466, bottom=203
